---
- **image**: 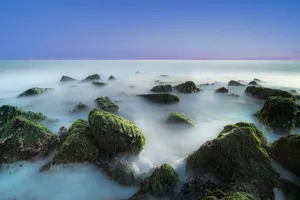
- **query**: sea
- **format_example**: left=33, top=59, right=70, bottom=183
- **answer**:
left=0, top=60, right=299, bottom=200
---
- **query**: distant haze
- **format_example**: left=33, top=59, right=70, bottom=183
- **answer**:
left=0, top=0, right=300, bottom=60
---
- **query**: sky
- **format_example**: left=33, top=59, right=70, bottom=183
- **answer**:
left=0, top=0, right=300, bottom=60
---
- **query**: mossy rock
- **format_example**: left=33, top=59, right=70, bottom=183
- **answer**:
left=174, top=81, right=201, bottom=93
left=53, top=132, right=98, bottom=165
left=129, top=163, right=178, bottom=199
left=227, top=93, right=239, bottom=98
left=150, top=85, right=173, bottom=93
left=94, top=96, right=119, bottom=113
left=138, top=93, right=179, bottom=104
left=71, top=102, right=90, bottom=114
left=248, top=81, right=258, bottom=86
left=79, top=74, right=100, bottom=83
left=95, top=156, right=137, bottom=186
left=91, top=81, right=107, bottom=87
left=218, top=122, right=267, bottom=146
left=186, top=127, right=279, bottom=199
left=0, top=116, right=58, bottom=163
left=166, top=112, right=195, bottom=126
left=245, top=86, right=296, bottom=101
left=60, top=75, right=77, bottom=82
left=88, top=109, right=145, bottom=154
left=17, top=87, right=53, bottom=98
left=257, top=96, right=297, bottom=134
left=215, top=87, right=229, bottom=93
left=0, top=105, right=47, bottom=126
left=226, top=192, right=260, bottom=200
left=228, top=80, right=244, bottom=86
left=108, top=75, right=116, bottom=80
left=270, top=134, right=300, bottom=176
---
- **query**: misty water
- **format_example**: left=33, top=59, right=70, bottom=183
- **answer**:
left=0, top=60, right=299, bottom=200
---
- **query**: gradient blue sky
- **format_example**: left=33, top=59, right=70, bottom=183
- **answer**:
left=0, top=0, right=300, bottom=60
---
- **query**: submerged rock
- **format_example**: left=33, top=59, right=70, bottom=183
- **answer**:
left=91, top=81, right=107, bottom=87
left=227, top=93, right=239, bottom=98
left=137, top=93, right=179, bottom=104
left=94, top=96, right=119, bottom=113
left=174, top=81, right=201, bottom=93
left=129, top=164, right=178, bottom=199
left=166, top=112, right=195, bottom=126
left=289, top=89, right=298, bottom=94
left=160, top=75, right=169, bottom=77
left=0, top=105, right=47, bottom=126
left=108, top=75, right=116, bottom=80
left=245, top=86, right=296, bottom=101
left=215, top=87, right=229, bottom=93
left=248, top=81, right=258, bottom=85
left=88, top=109, right=145, bottom=154
left=270, top=134, right=300, bottom=176
left=60, top=75, right=77, bottom=82
left=17, top=87, right=52, bottom=98
left=150, top=85, right=173, bottom=93
left=79, top=74, right=100, bottom=83
left=257, top=96, right=297, bottom=134
left=95, top=156, right=137, bottom=186
left=185, top=126, right=279, bottom=199
left=71, top=102, right=90, bottom=114
left=0, top=116, right=58, bottom=163
left=228, top=80, right=244, bottom=86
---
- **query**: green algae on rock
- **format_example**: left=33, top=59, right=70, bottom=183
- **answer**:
left=174, top=81, right=201, bottom=93
left=95, top=156, right=137, bottom=186
left=129, top=163, right=178, bottom=199
left=71, top=102, right=90, bottom=114
left=60, top=75, right=77, bottom=83
left=215, top=87, right=229, bottom=93
left=0, top=116, right=58, bottom=163
left=228, top=80, right=245, bottom=86
left=94, top=96, right=119, bottom=113
left=166, top=112, right=195, bottom=126
left=17, top=87, right=53, bottom=98
left=0, top=105, right=47, bottom=126
left=270, top=134, right=300, bottom=176
left=257, top=96, right=297, bottom=134
left=245, top=86, right=296, bottom=101
left=91, top=81, right=107, bottom=87
left=150, top=84, right=173, bottom=93
left=137, top=93, right=179, bottom=104
left=79, top=74, right=100, bottom=83
left=186, top=127, right=279, bottom=199
left=88, top=109, right=145, bottom=154
left=108, top=75, right=116, bottom=80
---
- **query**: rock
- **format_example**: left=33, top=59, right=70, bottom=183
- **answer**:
left=218, top=122, right=267, bottom=146
left=0, top=105, right=47, bottom=126
left=137, top=93, right=179, bottom=104
left=135, top=71, right=140, bottom=74
left=129, top=164, right=178, bottom=199
left=279, top=179, right=300, bottom=200
left=0, top=116, right=58, bottom=163
left=253, top=78, right=262, bottom=82
left=17, top=87, right=53, bottom=98
left=88, top=109, right=145, bottom=154
left=245, top=86, right=296, bottom=101
left=226, top=192, right=259, bottom=200
left=79, top=74, right=100, bottom=83
left=91, top=81, right=107, bottom=87
left=60, top=75, right=77, bottom=82
left=289, top=89, right=298, bottom=94
left=166, top=112, right=195, bottom=126
left=174, top=81, right=201, bottom=93
left=270, top=134, right=300, bottom=176
left=150, top=85, right=173, bottom=93
left=186, top=126, right=279, bottom=199
left=296, top=95, right=300, bottom=100
left=129, top=85, right=135, bottom=88
left=199, top=83, right=216, bottom=87
left=108, top=75, right=116, bottom=80
left=39, top=161, right=52, bottom=172
left=228, top=80, right=244, bottom=86
left=160, top=75, right=169, bottom=77
left=256, top=96, right=297, bottom=134
left=70, top=85, right=78, bottom=88
left=94, top=96, right=119, bottom=113
left=58, top=120, right=89, bottom=146
left=215, top=87, right=229, bottom=93
left=71, top=102, right=90, bottom=114
left=248, top=81, right=258, bottom=86
left=296, top=105, right=300, bottom=127
left=227, top=93, right=239, bottom=98
left=95, top=156, right=137, bottom=186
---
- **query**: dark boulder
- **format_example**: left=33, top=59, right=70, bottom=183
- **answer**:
left=174, top=81, right=201, bottom=93
left=137, top=93, right=179, bottom=104
left=215, top=87, right=229, bottom=93
left=94, top=96, right=119, bottom=113
left=150, top=85, right=173, bottom=93
left=245, top=86, right=296, bottom=101
left=79, top=74, right=100, bottom=83
left=17, top=87, right=53, bottom=98
left=228, top=80, right=244, bottom=86
left=60, top=75, right=77, bottom=83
